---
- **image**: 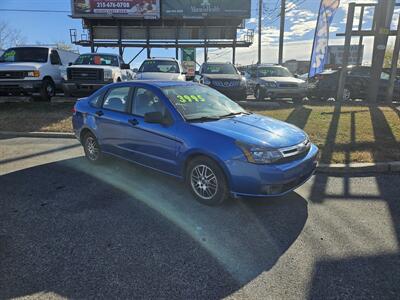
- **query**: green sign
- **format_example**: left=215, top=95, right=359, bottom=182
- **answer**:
left=181, top=48, right=196, bottom=62
left=163, top=0, right=251, bottom=19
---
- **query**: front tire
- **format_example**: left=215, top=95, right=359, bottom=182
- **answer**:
left=254, top=86, right=265, bottom=101
left=186, top=156, right=229, bottom=206
left=39, top=78, right=55, bottom=102
left=83, top=132, right=103, bottom=163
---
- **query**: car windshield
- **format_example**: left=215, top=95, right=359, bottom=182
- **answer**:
left=0, top=47, right=48, bottom=63
left=202, top=64, right=238, bottom=74
left=139, top=60, right=179, bottom=73
left=258, top=67, right=293, bottom=77
left=162, top=84, right=247, bottom=121
left=74, top=54, right=119, bottom=66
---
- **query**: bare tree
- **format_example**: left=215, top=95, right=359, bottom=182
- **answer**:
left=0, top=21, right=25, bottom=49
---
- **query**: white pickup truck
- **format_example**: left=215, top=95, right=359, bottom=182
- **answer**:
left=62, top=53, right=134, bottom=97
left=0, top=46, right=78, bottom=101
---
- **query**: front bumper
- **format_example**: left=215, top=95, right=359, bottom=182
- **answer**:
left=227, top=144, right=319, bottom=197
left=0, top=79, right=42, bottom=95
left=63, top=80, right=112, bottom=95
left=210, top=85, right=247, bottom=100
left=261, top=86, right=307, bottom=98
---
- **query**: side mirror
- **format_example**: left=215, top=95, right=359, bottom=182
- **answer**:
left=68, top=62, right=73, bottom=66
left=121, top=63, right=130, bottom=70
left=240, top=71, right=245, bottom=76
left=132, top=68, right=139, bottom=73
left=195, top=70, right=200, bottom=76
left=294, top=74, right=299, bottom=78
left=144, top=111, right=166, bottom=125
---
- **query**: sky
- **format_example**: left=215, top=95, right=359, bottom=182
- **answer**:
left=0, top=0, right=399, bottom=68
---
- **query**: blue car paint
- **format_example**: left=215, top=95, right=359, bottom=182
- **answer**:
left=73, top=81, right=318, bottom=198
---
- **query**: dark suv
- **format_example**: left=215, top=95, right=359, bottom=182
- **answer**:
left=309, top=66, right=400, bottom=101
left=195, top=62, right=247, bottom=101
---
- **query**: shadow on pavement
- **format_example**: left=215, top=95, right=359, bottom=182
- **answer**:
left=0, top=156, right=308, bottom=299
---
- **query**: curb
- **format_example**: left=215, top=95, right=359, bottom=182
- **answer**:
left=0, top=131, right=75, bottom=139
left=0, top=130, right=399, bottom=174
left=317, top=162, right=400, bottom=174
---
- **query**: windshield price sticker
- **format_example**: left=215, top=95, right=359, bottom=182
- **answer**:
left=177, top=95, right=206, bottom=103
left=4, top=51, right=16, bottom=58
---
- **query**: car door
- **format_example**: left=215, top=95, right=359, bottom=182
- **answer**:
left=49, top=50, right=63, bottom=85
left=123, top=86, right=180, bottom=176
left=94, top=85, right=134, bottom=156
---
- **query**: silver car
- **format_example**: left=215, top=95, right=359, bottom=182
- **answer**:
left=245, top=65, right=307, bottom=102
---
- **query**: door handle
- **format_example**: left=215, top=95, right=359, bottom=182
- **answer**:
left=95, top=110, right=104, bottom=117
left=128, top=118, right=139, bottom=126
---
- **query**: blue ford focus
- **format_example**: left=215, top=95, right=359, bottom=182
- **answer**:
left=72, top=81, right=318, bottom=206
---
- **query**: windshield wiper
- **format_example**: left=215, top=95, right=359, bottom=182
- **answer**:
left=186, top=116, right=221, bottom=122
left=218, top=112, right=251, bottom=119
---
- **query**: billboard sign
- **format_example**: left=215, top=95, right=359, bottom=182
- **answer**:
left=162, top=0, right=251, bottom=19
left=309, top=0, right=340, bottom=77
left=327, top=45, right=364, bottom=66
left=71, top=0, right=160, bottom=19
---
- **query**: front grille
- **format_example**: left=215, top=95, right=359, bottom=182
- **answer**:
left=278, top=83, right=298, bottom=88
left=277, top=139, right=311, bottom=164
left=212, top=80, right=240, bottom=88
left=0, top=71, right=25, bottom=79
left=67, top=68, right=104, bottom=81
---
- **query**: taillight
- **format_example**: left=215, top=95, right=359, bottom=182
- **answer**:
left=72, top=105, right=77, bottom=113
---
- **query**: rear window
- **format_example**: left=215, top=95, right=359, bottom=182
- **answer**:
left=0, top=47, right=48, bottom=63
left=139, top=60, right=179, bottom=73
left=202, top=64, right=237, bottom=74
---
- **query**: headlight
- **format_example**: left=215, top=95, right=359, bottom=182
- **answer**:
left=240, top=78, right=247, bottom=86
left=104, top=69, right=113, bottom=80
left=202, top=77, right=211, bottom=85
left=262, top=81, right=278, bottom=88
left=236, top=141, right=283, bottom=164
left=60, top=69, right=67, bottom=80
left=26, top=70, right=40, bottom=78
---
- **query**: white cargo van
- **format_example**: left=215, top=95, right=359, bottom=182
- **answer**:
left=0, top=46, right=79, bottom=101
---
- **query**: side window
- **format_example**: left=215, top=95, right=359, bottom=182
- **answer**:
left=132, top=88, right=167, bottom=117
left=102, top=86, right=130, bottom=112
left=50, top=50, right=62, bottom=65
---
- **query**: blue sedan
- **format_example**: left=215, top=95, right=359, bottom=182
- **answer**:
left=72, top=81, right=318, bottom=205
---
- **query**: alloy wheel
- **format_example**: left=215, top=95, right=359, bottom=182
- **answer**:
left=85, top=136, right=99, bottom=161
left=190, top=164, right=218, bottom=200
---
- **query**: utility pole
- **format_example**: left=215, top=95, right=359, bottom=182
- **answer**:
left=258, top=0, right=262, bottom=65
left=387, top=10, right=400, bottom=103
left=367, top=0, right=395, bottom=103
left=278, top=0, right=286, bottom=65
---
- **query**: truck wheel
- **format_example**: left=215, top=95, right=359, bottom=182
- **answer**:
left=254, top=86, right=265, bottom=101
left=39, top=78, right=55, bottom=102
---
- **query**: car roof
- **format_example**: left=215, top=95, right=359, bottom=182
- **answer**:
left=118, top=80, right=198, bottom=88
left=80, top=53, right=119, bottom=57
left=145, top=57, right=178, bottom=61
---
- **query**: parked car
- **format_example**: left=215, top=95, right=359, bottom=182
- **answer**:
left=194, top=62, right=247, bottom=101
left=0, top=46, right=79, bottom=101
left=244, top=64, right=307, bottom=102
left=72, top=81, right=318, bottom=206
left=309, top=66, right=400, bottom=101
left=134, top=58, right=186, bottom=81
left=62, top=53, right=134, bottom=97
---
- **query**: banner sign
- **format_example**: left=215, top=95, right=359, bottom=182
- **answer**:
left=162, top=0, right=251, bottom=19
left=309, top=0, right=340, bottom=77
left=72, top=0, right=160, bottom=19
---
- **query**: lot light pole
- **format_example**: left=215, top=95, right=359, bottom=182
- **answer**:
left=258, top=0, right=262, bottom=65
left=278, top=0, right=286, bottom=65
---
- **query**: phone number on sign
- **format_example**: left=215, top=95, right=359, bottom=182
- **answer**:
left=95, top=2, right=130, bottom=8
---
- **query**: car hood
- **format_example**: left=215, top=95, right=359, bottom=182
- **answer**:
left=0, top=62, right=42, bottom=70
left=136, top=72, right=183, bottom=81
left=203, top=74, right=242, bottom=80
left=192, top=113, right=307, bottom=148
left=68, top=65, right=118, bottom=70
left=259, top=76, right=305, bottom=84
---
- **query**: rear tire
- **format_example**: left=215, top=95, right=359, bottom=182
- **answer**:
left=39, top=78, right=55, bottom=102
left=83, top=132, right=103, bottom=164
left=186, top=156, right=229, bottom=206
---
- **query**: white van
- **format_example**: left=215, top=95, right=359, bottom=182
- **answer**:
left=0, top=46, right=79, bottom=101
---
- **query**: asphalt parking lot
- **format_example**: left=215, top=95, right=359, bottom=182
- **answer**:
left=1, top=137, right=400, bottom=299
